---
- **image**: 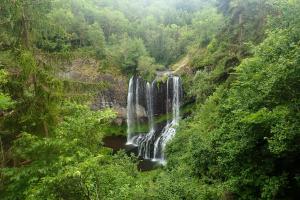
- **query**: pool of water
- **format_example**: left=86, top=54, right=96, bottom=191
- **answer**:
left=102, top=135, right=161, bottom=171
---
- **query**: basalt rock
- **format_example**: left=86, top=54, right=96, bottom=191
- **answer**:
left=58, top=58, right=128, bottom=123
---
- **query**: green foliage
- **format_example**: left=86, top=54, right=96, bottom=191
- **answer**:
left=0, top=69, right=14, bottom=110
left=168, top=1, right=300, bottom=199
left=109, top=36, right=148, bottom=74
left=188, top=0, right=275, bottom=102
left=138, top=56, right=163, bottom=81
left=1, top=0, right=223, bottom=71
left=0, top=103, right=136, bottom=200
left=1, top=0, right=300, bottom=199
left=87, top=23, right=106, bottom=59
left=191, top=7, right=223, bottom=47
left=4, top=50, right=63, bottom=135
left=0, top=94, right=13, bottom=110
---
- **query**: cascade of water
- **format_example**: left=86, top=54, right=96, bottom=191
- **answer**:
left=126, top=76, right=182, bottom=164
left=166, top=78, right=169, bottom=123
left=153, top=76, right=181, bottom=164
left=126, top=77, right=135, bottom=144
left=172, top=77, right=180, bottom=124
left=147, top=82, right=154, bottom=131
left=135, top=78, right=140, bottom=132
left=134, top=82, right=156, bottom=159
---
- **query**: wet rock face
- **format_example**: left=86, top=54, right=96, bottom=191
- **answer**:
left=91, top=74, right=127, bottom=110
left=136, top=104, right=147, bottom=118
left=152, top=79, right=182, bottom=117
left=133, top=76, right=148, bottom=118
left=129, top=76, right=183, bottom=131
left=152, top=81, right=168, bottom=116
left=129, top=76, right=175, bottom=120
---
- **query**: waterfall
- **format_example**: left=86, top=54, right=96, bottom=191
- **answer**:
left=133, top=81, right=156, bottom=159
left=126, top=77, right=135, bottom=144
left=135, top=78, right=140, bottom=132
left=126, top=76, right=182, bottom=164
left=153, top=77, right=181, bottom=164
left=172, top=77, right=181, bottom=124
left=147, top=82, right=154, bottom=131
left=166, top=78, right=169, bottom=123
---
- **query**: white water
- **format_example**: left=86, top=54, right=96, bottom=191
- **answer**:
left=126, top=77, right=135, bottom=144
left=166, top=78, right=169, bottom=123
left=147, top=82, right=154, bottom=131
left=132, top=81, right=155, bottom=159
left=135, top=78, right=140, bottom=132
left=126, top=76, right=182, bottom=164
left=153, top=77, right=180, bottom=164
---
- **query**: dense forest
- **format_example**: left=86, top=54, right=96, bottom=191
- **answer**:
left=0, top=0, right=299, bottom=199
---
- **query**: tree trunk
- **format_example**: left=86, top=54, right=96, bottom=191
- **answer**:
left=43, top=120, right=49, bottom=137
left=238, top=13, right=243, bottom=55
left=0, top=137, right=5, bottom=168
